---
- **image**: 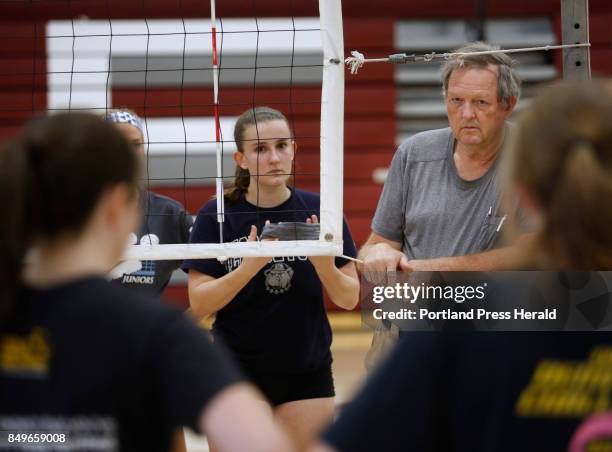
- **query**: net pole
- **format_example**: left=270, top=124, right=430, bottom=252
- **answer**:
left=319, top=0, right=344, bottom=252
left=210, top=0, right=225, bottom=242
left=561, top=0, right=591, bottom=80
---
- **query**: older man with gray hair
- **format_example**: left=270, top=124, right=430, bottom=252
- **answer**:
left=359, top=42, right=525, bottom=367
left=359, top=42, right=523, bottom=279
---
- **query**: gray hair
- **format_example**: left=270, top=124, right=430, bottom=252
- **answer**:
left=441, top=42, right=521, bottom=107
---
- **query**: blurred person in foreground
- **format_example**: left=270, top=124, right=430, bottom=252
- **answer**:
left=0, top=113, right=294, bottom=452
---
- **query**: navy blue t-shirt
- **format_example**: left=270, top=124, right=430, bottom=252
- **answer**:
left=182, top=189, right=357, bottom=373
left=111, top=191, right=193, bottom=295
left=323, top=331, right=612, bottom=452
left=0, top=277, right=242, bottom=452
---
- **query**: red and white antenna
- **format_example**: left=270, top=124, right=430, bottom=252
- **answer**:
left=210, top=0, right=225, bottom=244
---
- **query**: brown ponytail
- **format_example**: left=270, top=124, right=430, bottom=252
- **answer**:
left=224, top=106, right=291, bottom=203
left=511, top=80, right=612, bottom=269
left=224, top=166, right=251, bottom=203
left=539, top=142, right=612, bottom=268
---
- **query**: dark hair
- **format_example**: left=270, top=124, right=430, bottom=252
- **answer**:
left=0, top=113, right=140, bottom=326
left=509, top=80, right=612, bottom=269
left=224, top=106, right=291, bottom=202
left=441, top=42, right=521, bottom=108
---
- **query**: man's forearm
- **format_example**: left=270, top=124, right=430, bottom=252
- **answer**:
left=358, top=235, right=404, bottom=273
left=408, top=245, right=524, bottom=272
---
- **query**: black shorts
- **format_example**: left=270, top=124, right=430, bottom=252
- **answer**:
left=243, top=365, right=335, bottom=407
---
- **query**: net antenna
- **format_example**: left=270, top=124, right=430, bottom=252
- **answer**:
left=120, top=0, right=346, bottom=261
left=210, top=0, right=225, bottom=245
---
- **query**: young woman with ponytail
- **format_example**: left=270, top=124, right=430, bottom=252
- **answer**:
left=0, top=113, right=293, bottom=452
left=183, top=106, right=360, bottom=449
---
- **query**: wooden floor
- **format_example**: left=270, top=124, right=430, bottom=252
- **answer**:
left=184, top=312, right=372, bottom=451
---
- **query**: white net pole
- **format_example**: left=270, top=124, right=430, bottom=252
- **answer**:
left=124, top=240, right=339, bottom=260
left=319, top=0, right=344, bottom=251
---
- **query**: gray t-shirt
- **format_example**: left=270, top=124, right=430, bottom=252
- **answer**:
left=372, top=127, right=507, bottom=260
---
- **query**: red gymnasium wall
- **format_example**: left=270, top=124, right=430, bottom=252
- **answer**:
left=2, top=0, right=611, bottom=309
